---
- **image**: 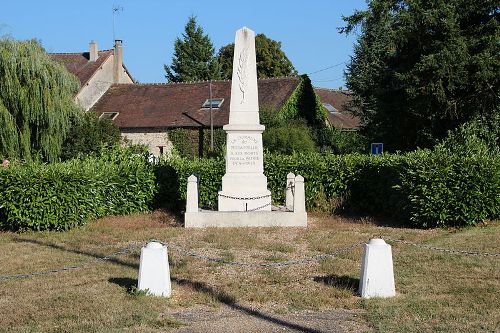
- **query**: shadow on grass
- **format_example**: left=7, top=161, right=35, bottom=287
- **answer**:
left=14, top=237, right=327, bottom=333
left=313, top=274, right=359, bottom=295
left=109, top=277, right=137, bottom=293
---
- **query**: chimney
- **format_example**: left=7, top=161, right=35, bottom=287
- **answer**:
left=89, top=40, right=98, bottom=62
left=113, top=39, right=123, bottom=83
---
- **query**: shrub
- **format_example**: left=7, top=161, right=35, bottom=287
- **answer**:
left=263, top=122, right=317, bottom=154
left=61, top=112, right=121, bottom=160
left=400, top=148, right=500, bottom=228
left=0, top=147, right=155, bottom=231
left=155, top=149, right=499, bottom=228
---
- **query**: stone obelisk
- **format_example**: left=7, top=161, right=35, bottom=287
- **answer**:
left=218, top=27, right=271, bottom=212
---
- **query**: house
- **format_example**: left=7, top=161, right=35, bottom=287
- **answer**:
left=314, top=88, right=360, bottom=131
left=50, top=40, right=133, bottom=110
left=91, top=77, right=302, bottom=156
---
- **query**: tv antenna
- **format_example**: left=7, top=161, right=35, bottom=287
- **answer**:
left=112, top=4, right=124, bottom=41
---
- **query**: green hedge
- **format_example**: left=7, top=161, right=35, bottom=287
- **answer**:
left=0, top=148, right=156, bottom=231
left=155, top=150, right=499, bottom=228
left=400, top=149, right=500, bottom=228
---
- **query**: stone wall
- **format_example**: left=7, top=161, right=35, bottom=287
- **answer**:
left=121, top=128, right=173, bottom=157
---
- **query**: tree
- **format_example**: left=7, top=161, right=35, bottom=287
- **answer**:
left=218, top=33, right=298, bottom=79
left=164, top=16, right=221, bottom=82
left=61, top=112, right=121, bottom=160
left=0, top=38, right=80, bottom=162
left=341, top=0, right=500, bottom=151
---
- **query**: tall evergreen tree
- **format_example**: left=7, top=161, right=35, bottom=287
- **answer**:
left=0, top=38, right=80, bottom=162
left=218, top=33, right=297, bottom=79
left=164, top=16, right=221, bottom=82
left=341, top=0, right=499, bottom=151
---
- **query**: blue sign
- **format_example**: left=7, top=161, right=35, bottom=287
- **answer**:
left=371, top=143, right=383, bottom=155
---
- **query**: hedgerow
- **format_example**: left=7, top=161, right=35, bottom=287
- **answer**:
left=0, top=147, right=155, bottom=231
left=155, top=149, right=499, bottom=228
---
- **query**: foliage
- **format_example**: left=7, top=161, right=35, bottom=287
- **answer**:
left=61, top=112, right=121, bottom=160
left=263, top=122, right=316, bottom=154
left=400, top=148, right=500, bottom=227
left=168, top=128, right=226, bottom=158
left=164, top=16, right=221, bottom=82
left=156, top=148, right=499, bottom=228
left=314, top=126, right=368, bottom=154
left=0, top=147, right=156, bottom=231
left=0, top=38, right=80, bottom=162
left=218, top=33, right=298, bottom=79
left=341, top=0, right=500, bottom=151
left=278, top=75, right=328, bottom=127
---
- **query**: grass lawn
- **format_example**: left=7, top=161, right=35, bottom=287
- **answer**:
left=0, top=212, right=499, bottom=332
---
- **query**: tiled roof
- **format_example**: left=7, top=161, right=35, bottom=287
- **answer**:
left=314, top=88, right=360, bottom=130
left=50, top=50, right=113, bottom=87
left=91, top=77, right=301, bottom=128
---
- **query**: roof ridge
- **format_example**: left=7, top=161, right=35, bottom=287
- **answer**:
left=113, top=76, right=301, bottom=87
left=48, top=49, right=113, bottom=55
left=314, top=87, right=351, bottom=92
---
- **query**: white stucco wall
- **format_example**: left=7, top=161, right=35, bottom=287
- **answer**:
left=76, top=55, right=133, bottom=111
left=121, top=128, right=173, bottom=157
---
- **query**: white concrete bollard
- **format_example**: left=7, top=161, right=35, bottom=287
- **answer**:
left=285, top=172, right=295, bottom=210
left=186, top=174, right=198, bottom=213
left=359, top=239, right=396, bottom=298
left=138, top=242, right=171, bottom=297
left=293, top=175, right=306, bottom=213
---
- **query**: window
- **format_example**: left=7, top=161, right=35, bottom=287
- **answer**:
left=323, top=103, right=339, bottom=113
left=202, top=98, right=224, bottom=109
left=99, top=112, right=119, bottom=120
left=158, top=146, right=165, bottom=155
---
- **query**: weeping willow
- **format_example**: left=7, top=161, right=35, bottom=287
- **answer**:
left=0, top=38, right=80, bottom=162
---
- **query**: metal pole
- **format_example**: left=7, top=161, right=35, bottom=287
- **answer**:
left=209, top=81, right=214, bottom=151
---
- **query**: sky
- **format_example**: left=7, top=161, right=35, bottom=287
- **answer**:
left=0, top=0, right=367, bottom=89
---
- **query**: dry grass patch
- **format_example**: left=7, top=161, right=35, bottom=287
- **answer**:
left=0, top=212, right=498, bottom=332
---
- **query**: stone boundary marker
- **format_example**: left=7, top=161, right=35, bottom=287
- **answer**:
left=2, top=238, right=498, bottom=298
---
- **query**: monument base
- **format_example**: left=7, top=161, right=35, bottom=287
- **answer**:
left=185, top=209, right=307, bottom=228
left=218, top=189, right=272, bottom=211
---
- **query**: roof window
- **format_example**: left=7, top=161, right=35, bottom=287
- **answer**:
left=202, top=98, right=224, bottom=109
left=323, top=103, right=339, bottom=114
left=100, top=112, right=119, bottom=120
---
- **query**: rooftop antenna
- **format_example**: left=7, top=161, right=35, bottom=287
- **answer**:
left=112, top=4, right=124, bottom=42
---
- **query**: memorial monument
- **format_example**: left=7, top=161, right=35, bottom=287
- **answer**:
left=184, top=27, right=307, bottom=228
left=218, top=27, right=271, bottom=212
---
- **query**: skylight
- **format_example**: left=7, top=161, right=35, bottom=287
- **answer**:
left=202, top=98, right=224, bottom=109
left=323, top=103, right=339, bottom=113
left=99, top=112, right=119, bottom=120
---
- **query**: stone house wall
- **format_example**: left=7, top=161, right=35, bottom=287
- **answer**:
left=121, top=128, right=173, bottom=157
left=76, top=56, right=133, bottom=111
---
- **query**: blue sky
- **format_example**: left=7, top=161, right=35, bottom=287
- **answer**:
left=0, top=0, right=367, bottom=89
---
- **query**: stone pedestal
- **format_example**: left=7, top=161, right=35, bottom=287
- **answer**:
left=137, top=242, right=171, bottom=297
left=359, top=239, right=396, bottom=298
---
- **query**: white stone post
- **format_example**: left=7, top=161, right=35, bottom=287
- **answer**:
left=186, top=174, right=198, bottom=213
left=286, top=172, right=295, bottom=210
left=138, top=242, right=171, bottom=297
left=359, top=239, right=396, bottom=298
left=293, top=175, right=305, bottom=213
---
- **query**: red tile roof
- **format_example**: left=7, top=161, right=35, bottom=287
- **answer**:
left=91, top=77, right=301, bottom=128
left=314, top=88, right=360, bottom=130
left=50, top=50, right=114, bottom=87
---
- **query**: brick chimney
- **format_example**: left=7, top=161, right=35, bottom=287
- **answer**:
left=113, top=39, right=123, bottom=83
left=89, top=40, right=98, bottom=62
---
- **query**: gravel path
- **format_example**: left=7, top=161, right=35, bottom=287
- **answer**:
left=165, top=305, right=369, bottom=333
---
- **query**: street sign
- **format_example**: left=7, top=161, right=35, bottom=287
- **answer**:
left=371, top=143, right=383, bottom=155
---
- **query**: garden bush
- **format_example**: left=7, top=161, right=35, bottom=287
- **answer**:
left=155, top=149, right=499, bottom=228
left=0, top=147, right=155, bottom=231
